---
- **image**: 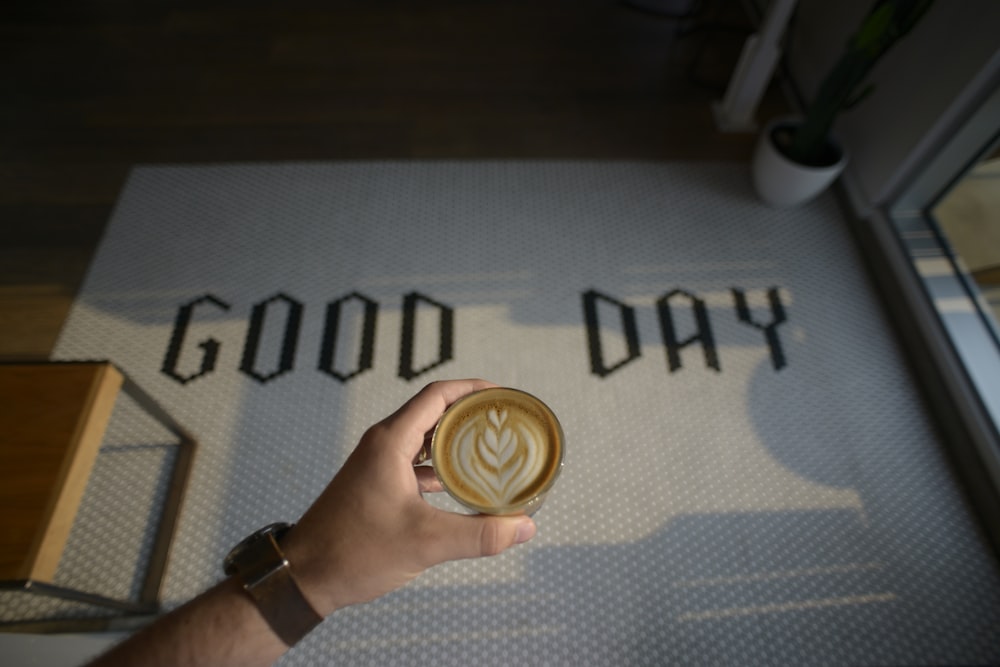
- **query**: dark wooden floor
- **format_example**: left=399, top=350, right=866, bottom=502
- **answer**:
left=1, top=0, right=786, bottom=359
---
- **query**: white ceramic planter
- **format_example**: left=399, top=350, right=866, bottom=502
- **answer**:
left=752, top=118, right=848, bottom=208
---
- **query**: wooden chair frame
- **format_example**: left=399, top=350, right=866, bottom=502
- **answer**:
left=0, top=362, right=196, bottom=633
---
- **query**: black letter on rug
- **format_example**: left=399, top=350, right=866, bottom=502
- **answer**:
left=582, top=289, right=641, bottom=378
left=732, top=287, right=788, bottom=371
left=319, top=292, right=379, bottom=382
left=656, top=289, right=720, bottom=372
left=240, top=292, right=303, bottom=383
left=398, top=292, right=453, bottom=381
left=162, top=294, right=231, bottom=385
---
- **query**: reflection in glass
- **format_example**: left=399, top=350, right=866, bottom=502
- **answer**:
left=934, top=150, right=1000, bottom=331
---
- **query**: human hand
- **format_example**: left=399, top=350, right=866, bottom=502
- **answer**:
left=281, top=379, right=538, bottom=617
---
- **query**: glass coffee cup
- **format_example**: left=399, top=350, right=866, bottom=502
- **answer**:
left=429, top=387, right=564, bottom=516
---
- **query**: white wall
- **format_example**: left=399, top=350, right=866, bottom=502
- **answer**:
left=781, top=0, right=1000, bottom=212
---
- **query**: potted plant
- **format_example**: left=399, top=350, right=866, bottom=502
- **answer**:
left=752, top=0, right=935, bottom=207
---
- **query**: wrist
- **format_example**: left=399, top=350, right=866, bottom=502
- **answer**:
left=278, top=525, right=343, bottom=618
left=224, top=523, right=325, bottom=646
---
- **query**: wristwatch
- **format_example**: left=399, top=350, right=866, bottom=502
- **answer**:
left=223, top=522, right=323, bottom=646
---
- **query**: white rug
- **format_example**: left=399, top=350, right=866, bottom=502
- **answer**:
left=26, top=162, right=1000, bottom=664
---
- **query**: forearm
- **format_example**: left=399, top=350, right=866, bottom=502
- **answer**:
left=88, top=577, right=292, bottom=667
left=84, top=380, right=535, bottom=667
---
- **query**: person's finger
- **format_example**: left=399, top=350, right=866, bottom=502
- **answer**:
left=401, top=378, right=498, bottom=432
left=386, top=379, right=499, bottom=458
left=420, top=511, right=536, bottom=565
left=414, top=465, right=444, bottom=493
left=411, top=431, right=433, bottom=466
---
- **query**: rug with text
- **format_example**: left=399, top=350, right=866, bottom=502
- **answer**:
left=24, top=162, right=1000, bottom=665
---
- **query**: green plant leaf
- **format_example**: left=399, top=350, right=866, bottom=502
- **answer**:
left=854, top=4, right=895, bottom=57
left=788, top=0, right=936, bottom=165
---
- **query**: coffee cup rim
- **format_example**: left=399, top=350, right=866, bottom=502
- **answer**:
left=430, top=386, right=564, bottom=515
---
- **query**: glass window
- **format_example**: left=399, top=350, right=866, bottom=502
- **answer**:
left=933, top=147, right=1000, bottom=336
left=886, top=83, right=1000, bottom=511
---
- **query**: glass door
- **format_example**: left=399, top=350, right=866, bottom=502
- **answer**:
left=885, top=81, right=1000, bottom=541
left=933, top=146, right=1000, bottom=336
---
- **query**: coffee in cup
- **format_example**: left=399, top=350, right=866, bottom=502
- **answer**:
left=431, top=387, right=564, bottom=516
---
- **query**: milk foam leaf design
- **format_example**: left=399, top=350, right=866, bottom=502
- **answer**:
left=505, top=423, right=544, bottom=498
left=453, top=408, right=541, bottom=507
left=488, top=408, right=506, bottom=431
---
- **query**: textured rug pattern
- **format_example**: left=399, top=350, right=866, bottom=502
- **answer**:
left=36, top=162, right=1000, bottom=664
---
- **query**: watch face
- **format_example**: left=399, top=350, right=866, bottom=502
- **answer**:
left=224, top=522, right=292, bottom=576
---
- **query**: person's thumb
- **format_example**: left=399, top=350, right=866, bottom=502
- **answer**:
left=424, top=512, right=536, bottom=564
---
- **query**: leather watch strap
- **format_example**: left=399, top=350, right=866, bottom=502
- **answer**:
left=228, top=528, right=323, bottom=646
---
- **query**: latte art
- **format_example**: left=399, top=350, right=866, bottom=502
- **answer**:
left=453, top=408, right=548, bottom=507
left=432, top=388, right=563, bottom=515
